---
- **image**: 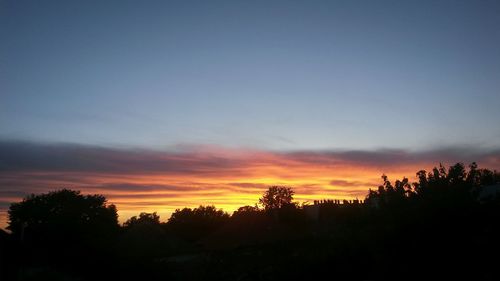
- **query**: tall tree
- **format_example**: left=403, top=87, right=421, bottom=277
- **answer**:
left=259, top=186, right=295, bottom=210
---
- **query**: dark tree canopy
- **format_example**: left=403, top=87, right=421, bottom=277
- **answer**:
left=232, top=205, right=260, bottom=217
left=8, top=189, right=119, bottom=243
left=2, top=163, right=499, bottom=281
left=259, top=186, right=295, bottom=210
left=123, top=212, right=160, bottom=228
left=118, top=212, right=170, bottom=259
left=167, top=205, right=229, bottom=241
left=366, top=162, right=500, bottom=208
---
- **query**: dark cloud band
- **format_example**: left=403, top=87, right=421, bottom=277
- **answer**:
left=1, top=140, right=499, bottom=175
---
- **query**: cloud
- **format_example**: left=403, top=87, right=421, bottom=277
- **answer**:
left=1, top=139, right=499, bottom=227
left=1, top=140, right=499, bottom=176
left=0, top=201, right=11, bottom=209
left=285, top=147, right=500, bottom=168
left=0, top=140, right=251, bottom=175
left=330, top=179, right=378, bottom=187
left=96, top=183, right=192, bottom=192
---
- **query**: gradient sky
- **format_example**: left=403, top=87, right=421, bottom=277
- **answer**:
left=1, top=0, right=500, bottom=227
left=2, top=0, right=500, bottom=150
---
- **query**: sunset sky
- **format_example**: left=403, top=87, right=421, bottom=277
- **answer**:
left=1, top=0, right=500, bottom=228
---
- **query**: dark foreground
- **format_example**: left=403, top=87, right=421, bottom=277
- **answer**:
left=1, top=163, right=499, bottom=280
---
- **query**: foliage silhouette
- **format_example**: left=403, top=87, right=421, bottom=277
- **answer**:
left=231, top=205, right=260, bottom=219
left=8, top=189, right=119, bottom=243
left=259, top=186, right=295, bottom=210
left=123, top=212, right=160, bottom=228
left=167, top=205, right=230, bottom=242
left=2, top=163, right=500, bottom=281
left=118, top=212, right=173, bottom=261
left=6, top=189, right=119, bottom=280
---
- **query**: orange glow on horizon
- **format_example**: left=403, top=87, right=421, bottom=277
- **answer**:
left=1, top=146, right=499, bottom=228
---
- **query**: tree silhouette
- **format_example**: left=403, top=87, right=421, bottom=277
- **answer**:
left=259, top=186, right=295, bottom=210
left=6, top=189, right=119, bottom=278
left=119, top=212, right=170, bottom=260
left=2, top=163, right=499, bottom=281
left=8, top=189, right=119, bottom=243
left=167, top=205, right=229, bottom=242
left=123, top=212, right=160, bottom=228
left=232, top=205, right=260, bottom=217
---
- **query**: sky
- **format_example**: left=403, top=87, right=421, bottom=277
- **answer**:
left=1, top=0, right=500, bottom=227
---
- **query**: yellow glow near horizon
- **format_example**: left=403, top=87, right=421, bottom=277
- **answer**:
left=1, top=147, right=498, bottom=228
left=0, top=167, right=417, bottom=228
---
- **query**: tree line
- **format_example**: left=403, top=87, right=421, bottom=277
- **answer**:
left=1, top=162, right=499, bottom=281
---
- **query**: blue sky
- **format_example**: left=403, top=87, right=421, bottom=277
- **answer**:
left=2, top=0, right=500, bottom=151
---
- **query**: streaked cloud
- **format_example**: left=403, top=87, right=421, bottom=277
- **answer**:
left=1, top=140, right=499, bottom=228
left=330, top=179, right=378, bottom=187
